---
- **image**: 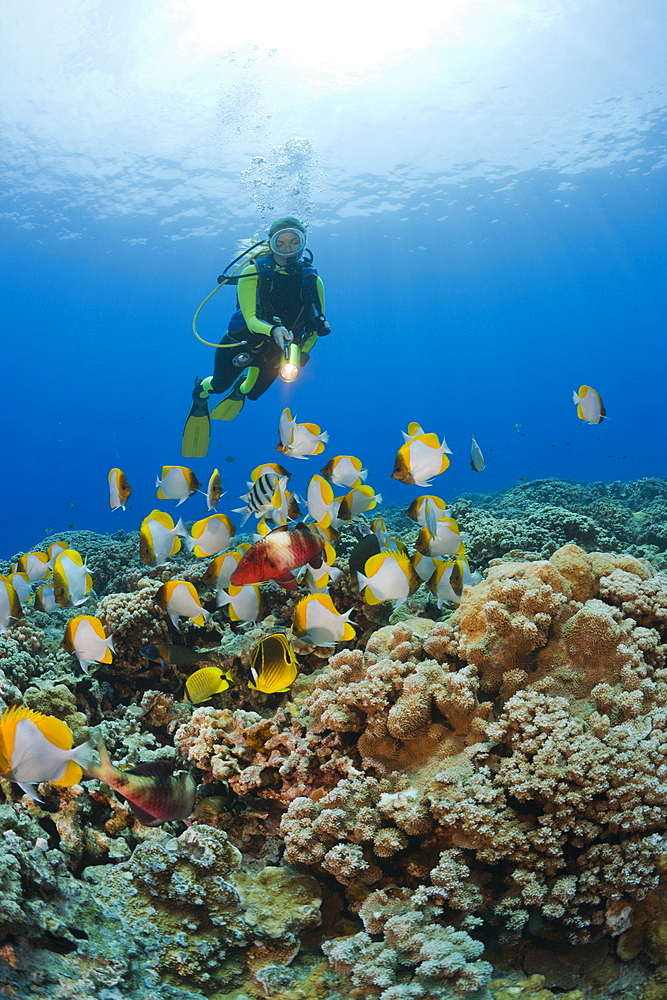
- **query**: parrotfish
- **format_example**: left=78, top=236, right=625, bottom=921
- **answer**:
left=230, top=523, right=324, bottom=590
left=0, top=705, right=94, bottom=800
left=86, top=739, right=196, bottom=826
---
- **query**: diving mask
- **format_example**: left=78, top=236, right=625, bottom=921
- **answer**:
left=269, top=228, right=306, bottom=258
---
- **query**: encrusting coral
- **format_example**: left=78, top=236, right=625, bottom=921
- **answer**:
left=86, top=823, right=322, bottom=988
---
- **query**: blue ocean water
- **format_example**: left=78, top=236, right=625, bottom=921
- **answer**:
left=1, top=1, right=665, bottom=557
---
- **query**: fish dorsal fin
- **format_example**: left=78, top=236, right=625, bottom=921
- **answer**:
left=125, top=759, right=175, bottom=778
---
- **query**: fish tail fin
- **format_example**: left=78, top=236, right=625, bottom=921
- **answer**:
left=83, top=736, right=114, bottom=781
left=72, top=739, right=96, bottom=773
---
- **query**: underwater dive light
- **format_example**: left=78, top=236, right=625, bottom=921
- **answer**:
left=279, top=343, right=301, bottom=383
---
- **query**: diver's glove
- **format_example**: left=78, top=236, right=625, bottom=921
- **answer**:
left=271, top=325, right=293, bottom=350
left=313, top=315, right=331, bottom=336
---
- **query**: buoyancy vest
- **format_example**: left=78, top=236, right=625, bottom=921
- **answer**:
left=228, top=256, right=322, bottom=339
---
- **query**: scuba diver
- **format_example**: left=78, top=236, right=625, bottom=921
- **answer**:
left=182, top=216, right=330, bottom=458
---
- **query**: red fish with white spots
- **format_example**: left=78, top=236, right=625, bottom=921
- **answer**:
left=230, top=523, right=324, bottom=590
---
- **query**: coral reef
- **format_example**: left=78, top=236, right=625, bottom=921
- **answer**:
left=2, top=476, right=667, bottom=999
left=87, top=823, right=322, bottom=989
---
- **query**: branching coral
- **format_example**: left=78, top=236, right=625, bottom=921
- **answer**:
left=324, top=886, right=492, bottom=999
left=278, top=546, right=667, bottom=949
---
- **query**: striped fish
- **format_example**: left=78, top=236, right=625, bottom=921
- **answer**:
left=233, top=472, right=288, bottom=526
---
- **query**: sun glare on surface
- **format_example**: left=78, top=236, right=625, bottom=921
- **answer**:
left=170, top=0, right=533, bottom=86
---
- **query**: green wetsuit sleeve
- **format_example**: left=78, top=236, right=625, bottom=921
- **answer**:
left=302, top=275, right=326, bottom=353
left=315, top=275, right=325, bottom=314
left=237, top=262, right=274, bottom=337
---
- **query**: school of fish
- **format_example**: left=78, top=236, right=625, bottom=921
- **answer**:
left=2, top=390, right=606, bottom=823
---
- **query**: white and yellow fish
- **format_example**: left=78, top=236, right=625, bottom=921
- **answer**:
left=0, top=576, right=22, bottom=633
left=405, top=495, right=452, bottom=536
left=155, top=581, right=210, bottom=627
left=411, top=551, right=437, bottom=583
left=573, top=385, right=606, bottom=425
left=62, top=615, right=115, bottom=672
left=320, top=455, right=367, bottom=488
left=336, top=485, right=383, bottom=521
left=108, top=468, right=132, bottom=510
left=276, top=407, right=329, bottom=459
left=392, top=422, right=452, bottom=487
left=6, top=572, right=32, bottom=606
left=34, top=584, right=57, bottom=613
left=267, top=479, right=302, bottom=527
left=187, top=513, right=235, bottom=558
left=52, top=550, right=93, bottom=608
left=140, top=510, right=189, bottom=567
left=428, top=555, right=475, bottom=608
left=249, top=462, right=291, bottom=481
left=203, top=545, right=251, bottom=596
left=293, top=593, right=356, bottom=646
left=13, top=551, right=50, bottom=582
left=205, top=469, right=224, bottom=511
left=306, top=474, right=339, bottom=529
left=216, top=584, right=263, bottom=623
left=415, top=517, right=465, bottom=558
left=156, top=465, right=201, bottom=505
left=357, top=551, right=420, bottom=607
left=0, top=705, right=94, bottom=800
left=46, top=542, right=69, bottom=565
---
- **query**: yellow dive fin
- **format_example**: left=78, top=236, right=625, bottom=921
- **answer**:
left=211, top=382, right=247, bottom=421
left=182, top=399, right=211, bottom=458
